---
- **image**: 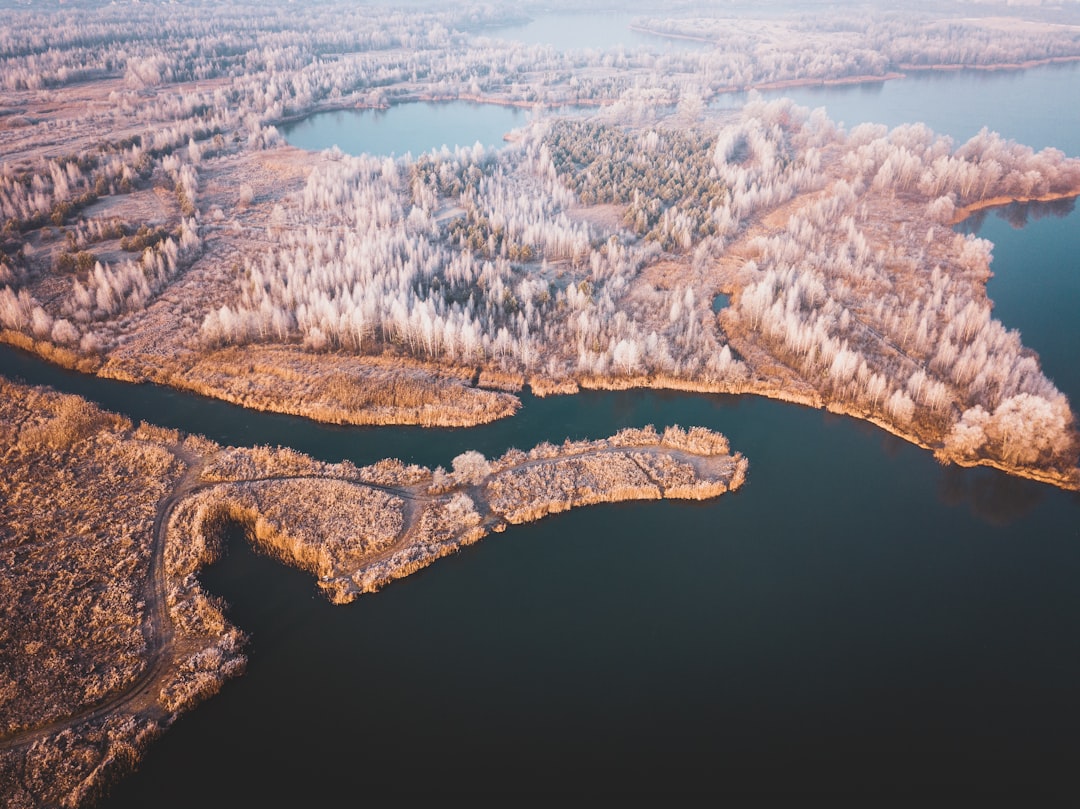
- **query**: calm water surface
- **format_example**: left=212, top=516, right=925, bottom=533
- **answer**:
left=279, top=101, right=528, bottom=158
left=753, top=61, right=1080, bottom=154
left=968, top=199, right=1080, bottom=402
left=4, top=61, right=1080, bottom=800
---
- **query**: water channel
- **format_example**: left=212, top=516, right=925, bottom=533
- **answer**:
left=3, top=60, right=1079, bottom=799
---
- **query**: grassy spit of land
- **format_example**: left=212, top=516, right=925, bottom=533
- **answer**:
left=0, top=375, right=746, bottom=807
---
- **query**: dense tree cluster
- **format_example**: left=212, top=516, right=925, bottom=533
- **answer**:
left=544, top=120, right=728, bottom=247
left=728, top=102, right=1078, bottom=470
left=2, top=1, right=1076, bottom=136
left=836, top=120, right=1080, bottom=209
left=633, top=10, right=1080, bottom=74
left=4, top=3, right=1080, bottom=807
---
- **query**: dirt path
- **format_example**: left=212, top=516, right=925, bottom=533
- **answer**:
left=0, top=443, right=205, bottom=751
left=1, top=438, right=741, bottom=755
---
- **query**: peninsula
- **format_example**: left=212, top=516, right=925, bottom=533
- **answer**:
left=0, top=375, right=746, bottom=807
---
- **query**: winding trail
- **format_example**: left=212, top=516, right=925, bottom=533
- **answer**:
left=0, top=443, right=205, bottom=751
left=0, top=438, right=740, bottom=759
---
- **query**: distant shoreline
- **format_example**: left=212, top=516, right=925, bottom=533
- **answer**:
left=272, top=53, right=1080, bottom=132
left=899, top=54, right=1080, bottom=73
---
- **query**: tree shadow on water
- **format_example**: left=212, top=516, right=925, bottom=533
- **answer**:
left=999, top=196, right=1076, bottom=229
left=937, top=464, right=1045, bottom=526
left=958, top=197, right=1077, bottom=234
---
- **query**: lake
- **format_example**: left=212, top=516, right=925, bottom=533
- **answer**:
left=5, top=61, right=1080, bottom=800
left=278, top=101, right=529, bottom=159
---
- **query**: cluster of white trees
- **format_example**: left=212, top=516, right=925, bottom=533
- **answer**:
left=944, top=392, right=1075, bottom=468
left=728, top=102, right=1076, bottom=467
left=202, top=142, right=603, bottom=374
left=0, top=120, right=225, bottom=237
left=196, top=89, right=1077, bottom=467
left=5, top=1, right=1078, bottom=141
left=199, top=127, right=749, bottom=383
left=0, top=211, right=201, bottom=352
left=0, top=1, right=1075, bottom=472
left=62, top=218, right=201, bottom=324
left=715, top=96, right=838, bottom=215
left=0, top=285, right=71, bottom=344
left=0, top=0, right=490, bottom=91
left=0, top=155, right=96, bottom=231
left=838, top=120, right=1080, bottom=210
left=0, top=122, right=208, bottom=348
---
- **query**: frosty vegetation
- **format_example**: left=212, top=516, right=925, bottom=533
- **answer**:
left=193, top=97, right=1079, bottom=483
left=168, top=422, right=748, bottom=605
left=3, top=1, right=1080, bottom=805
left=0, top=0, right=1078, bottom=487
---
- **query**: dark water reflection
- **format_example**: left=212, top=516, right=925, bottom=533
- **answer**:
left=5, top=337, right=1080, bottom=799
left=957, top=196, right=1077, bottom=233
left=937, top=465, right=1047, bottom=526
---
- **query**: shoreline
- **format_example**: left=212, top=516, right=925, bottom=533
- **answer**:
left=272, top=92, right=615, bottom=132
left=561, top=370, right=1080, bottom=492
left=627, top=23, right=714, bottom=45
left=948, top=189, right=1080, bottom=225
left=736, top=71, right=906, bottom=93
left=4, top=335, right=1076, bottom=493
left=292, top=61, right=1080, bottom=127
left=899, top=54, right=1080, bottom=74
left=3, top=4, right=1080, bottom=805
left=270, top=55, right=1080, bottom=134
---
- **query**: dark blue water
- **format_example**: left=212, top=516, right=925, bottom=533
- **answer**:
left=965, top=199, right=1080, bottom=404
left=4, top=61, right=1080, bottom=801
left=8, top=342, right=1078, bottom=798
